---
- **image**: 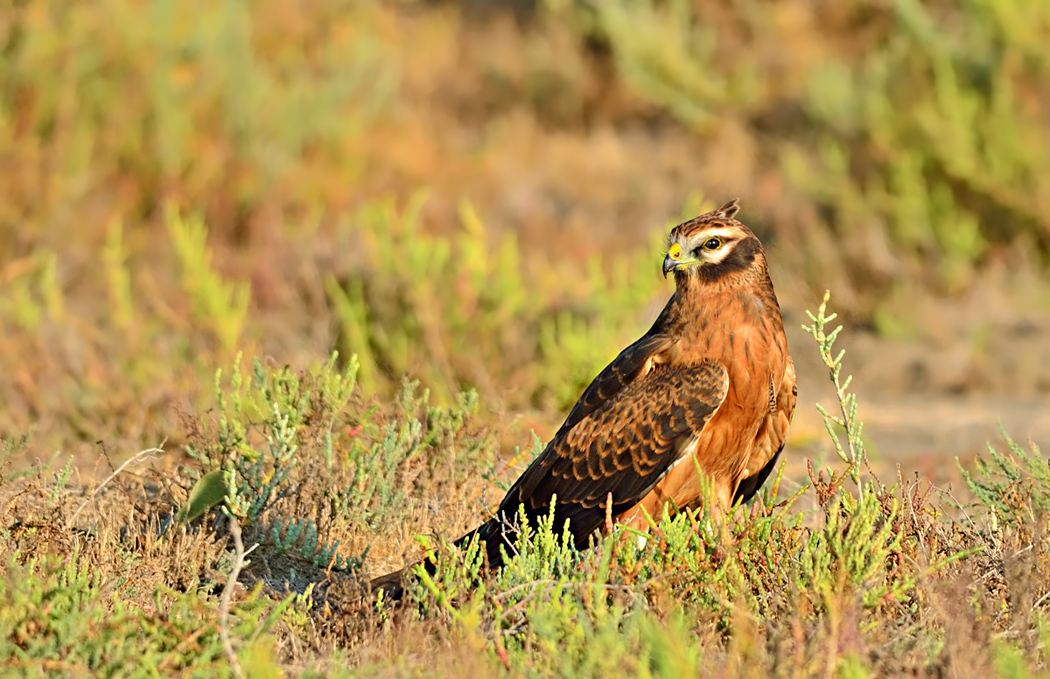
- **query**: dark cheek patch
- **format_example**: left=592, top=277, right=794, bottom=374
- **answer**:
left=700, top=237, right=759, bottom=281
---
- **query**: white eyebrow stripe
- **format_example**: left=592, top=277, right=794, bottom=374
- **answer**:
left=686, top=228, right=738, bottom=242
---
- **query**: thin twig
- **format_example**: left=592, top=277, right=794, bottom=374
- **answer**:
left=66, top=442, right=165, bottom=529
left=493, top=578, right=557, bottom=603
left=219, top=518, right=257, bottom=679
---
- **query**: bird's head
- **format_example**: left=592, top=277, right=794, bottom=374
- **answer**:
left=662, top=199, right=763, bottom=283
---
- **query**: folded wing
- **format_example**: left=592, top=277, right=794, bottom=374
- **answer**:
left=485, top=335, right=729, bottom=552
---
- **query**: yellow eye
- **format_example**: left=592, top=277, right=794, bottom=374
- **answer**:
left=668, top=242, right=682, bottom=259
left=702, top=238, right=722, bottom=251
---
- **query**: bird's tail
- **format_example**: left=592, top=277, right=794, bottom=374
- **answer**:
left=368, top=562, right=420, bottom=601
left=368, top=518, right=511, bottom=601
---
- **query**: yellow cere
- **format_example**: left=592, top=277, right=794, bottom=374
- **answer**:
left=668, top=242, right=682, bottom=260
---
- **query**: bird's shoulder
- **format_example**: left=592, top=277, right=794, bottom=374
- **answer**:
left=508, top=354, right=728, bottom=513
left=555, top=332, right=681, bottom=436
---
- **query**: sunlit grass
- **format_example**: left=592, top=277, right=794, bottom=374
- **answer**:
left=0, top=1, right=1048, bottom=676
left=1, top=295, right=1048, bottom=677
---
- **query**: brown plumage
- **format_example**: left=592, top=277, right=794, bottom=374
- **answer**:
left=371, top=199, right=797, bottom=598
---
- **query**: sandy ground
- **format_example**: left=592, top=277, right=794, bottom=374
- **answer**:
left=784, top=318, right=1050, bottom=472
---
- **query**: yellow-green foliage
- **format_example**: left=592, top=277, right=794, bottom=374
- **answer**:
left=0, top=0, right=392, bottom=234
left=960, top=427, right=1050, bottom=527
left=553, top=0, right=1050, bottom=314
left=2, top=308, right=1049, bottom=677
left=169, top=208, right=252, bottom=353
left=0, top=2, right=1049, bottom=676
left=327, top=191, right=666, bottom=410
left=2, top=0, right=1048, bottom=454
left=0, top=549, right=288, bottom=678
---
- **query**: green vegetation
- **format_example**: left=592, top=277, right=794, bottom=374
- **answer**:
left=1, top=1, right=1048, bottom=677
left=2, top=294, right=1049, bottom=677
left=2, top=0, right=1049, bottom=450
left=555, top=0, right=1050, bottom=319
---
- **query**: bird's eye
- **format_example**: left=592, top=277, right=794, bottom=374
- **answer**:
left=702, top=238, right=722, bottom=250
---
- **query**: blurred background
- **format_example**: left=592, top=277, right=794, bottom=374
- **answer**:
left=1, top=0, right=1049, bottom=471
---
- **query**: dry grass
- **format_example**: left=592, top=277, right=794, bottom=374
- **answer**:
left=2, top=1, right=1050, bottom=676
left=2, top=297, right=1049, bottom=677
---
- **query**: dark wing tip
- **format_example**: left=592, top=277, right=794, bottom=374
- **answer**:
left=369, top=566, right=411, bottom=601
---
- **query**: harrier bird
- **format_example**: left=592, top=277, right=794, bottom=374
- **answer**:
left=372, top=199, right=796, bottom=597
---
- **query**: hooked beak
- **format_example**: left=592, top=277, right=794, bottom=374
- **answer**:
left=662, top=255, right=677, bottom=278
left=663, top=242, right=698, bottom=278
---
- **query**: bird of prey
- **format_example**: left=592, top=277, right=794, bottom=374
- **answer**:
left=371, top=199, right=796, bottom=598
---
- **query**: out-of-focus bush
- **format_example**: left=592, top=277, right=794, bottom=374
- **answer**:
left=0, top=0, right=393, bottom=249
left=548, top=0, right=1050, bottom=319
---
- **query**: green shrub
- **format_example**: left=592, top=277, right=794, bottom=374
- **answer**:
left=328, top=192, right=669, bottom=410
left=548, top=0, right=1050, bottom=319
